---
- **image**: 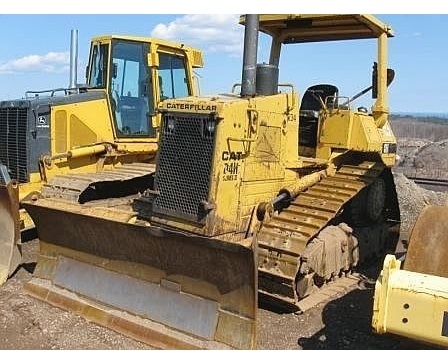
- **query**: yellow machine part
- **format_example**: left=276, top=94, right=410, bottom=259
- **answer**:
left=18, top=179, right=50, bottom=231
left=0, top=179, right=21, bottom=283
left=22, top=197, right=257, bottom=349
left=372, top=206, right=448, bottom=348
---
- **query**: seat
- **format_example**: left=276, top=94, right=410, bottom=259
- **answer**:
left=119, top=96, right=150, bottom=135
left=299, top=84, right=338, bottom=148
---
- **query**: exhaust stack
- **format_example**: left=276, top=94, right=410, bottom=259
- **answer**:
left=69, top=29, right=78, bottom=89
left=240, top=14, right=259, bottom=97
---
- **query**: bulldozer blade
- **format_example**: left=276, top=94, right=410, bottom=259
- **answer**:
left=22, top=198, right=257, bottom=349
left=0, top=167, right=21, bottom=284
left=403, top=205, right=448, bottom=278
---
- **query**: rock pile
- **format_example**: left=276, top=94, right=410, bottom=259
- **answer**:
left=392, top=171, right=448, bottom=234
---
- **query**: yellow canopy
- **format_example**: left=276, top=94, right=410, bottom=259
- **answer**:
left=240, top=14, right=394, bottom=43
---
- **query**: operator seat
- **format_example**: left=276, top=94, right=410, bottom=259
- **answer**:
left=299, top=84, right=338, bottom=148
left=118, top=96, right=150, bottom=135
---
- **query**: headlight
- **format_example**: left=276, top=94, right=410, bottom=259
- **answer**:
left=164, top=115, right=176, bottom=135
left=202, top=117, right=215, bottom=138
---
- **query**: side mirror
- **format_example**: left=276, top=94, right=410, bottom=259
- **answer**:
left=85, top=65, right=89, bottom=82
left=372, top=62, right=395, bottom=98
left=112, top=63, right=118, bottom=79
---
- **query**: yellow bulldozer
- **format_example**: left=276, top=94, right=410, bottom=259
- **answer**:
left=372, top=205, right=448, bottom=348
left=21, top=14, right=400, bottom=349
left=0, top=33, right=203, bottom=284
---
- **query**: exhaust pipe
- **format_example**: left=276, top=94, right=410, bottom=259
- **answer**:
left=69, top=29, right=78, bottom=89
left=241, top=14, right=259, bottom=97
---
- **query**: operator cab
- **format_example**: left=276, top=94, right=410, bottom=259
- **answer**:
left=87, top=36, right=200, bottom=140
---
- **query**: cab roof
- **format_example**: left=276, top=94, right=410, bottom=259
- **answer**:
left=90, top=35, right=204, bottom=68
left=240, top=14, right=394, bottom=43
left=90, top=34, right=203, bottom=54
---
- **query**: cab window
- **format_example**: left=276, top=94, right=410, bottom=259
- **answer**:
left=88, top=44, right=109, bottom=88
left=110, top=40, right=154, bottom=137
left=158, top=53, right=190, bottom=100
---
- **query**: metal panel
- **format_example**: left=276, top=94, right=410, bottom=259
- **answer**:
left=372, top=255, right=448, bottom=348
left=54, top=256, right=219, bottom=340
left=21, top=197, right=258, bottom=348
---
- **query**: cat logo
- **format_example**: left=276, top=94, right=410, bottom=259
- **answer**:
left=37, top=115, right=49, bottom=128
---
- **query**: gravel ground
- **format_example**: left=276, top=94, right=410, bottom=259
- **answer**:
left=0, top=240, right=151, bottom=350
left=1, top=139, right=447, bottom=350
left=393, top=171, right=448, bottom=234
left=0, top=238, right=438, bottom=350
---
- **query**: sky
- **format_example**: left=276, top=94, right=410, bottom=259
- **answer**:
left=1, top=1, right=448, bottom=114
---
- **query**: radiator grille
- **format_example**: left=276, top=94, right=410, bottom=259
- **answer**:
left=0, top=107, right=28, bottom=183
left=153, top=113, right=215, bottom=223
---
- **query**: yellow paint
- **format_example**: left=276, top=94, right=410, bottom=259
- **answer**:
left=157, top=43, right=397, bottom=238
left=12, top=35, right=203, bottom=239
left=373, top=255, right=448, bottom=348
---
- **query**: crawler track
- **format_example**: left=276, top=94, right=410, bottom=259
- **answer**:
left=257, top=161, right=388, bottom=311
left=41, top=163, right=155, bottom=203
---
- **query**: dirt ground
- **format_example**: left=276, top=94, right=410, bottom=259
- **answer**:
left=1, top=139, right=447, bottom=350
left=0, top=224, right=440, bottom=350
left=0, top=240, right=436, bottom=350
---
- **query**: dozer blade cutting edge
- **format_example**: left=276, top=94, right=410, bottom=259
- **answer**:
left=22, top=197, right=257, bottom=349
left=0, top=164, right=21, bottom=284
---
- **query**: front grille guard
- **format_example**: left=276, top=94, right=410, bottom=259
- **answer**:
left=0, top=107, right=29, bottom=183
left=152, top=112, right=217, bottom=224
